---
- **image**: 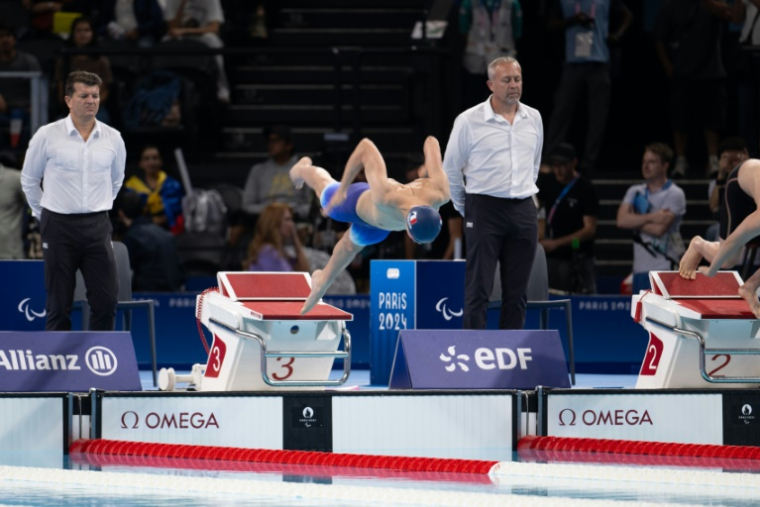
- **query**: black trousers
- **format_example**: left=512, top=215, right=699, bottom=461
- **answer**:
left=40, top=209, right=118, bottom=331
left=546, top=63, right=611, bottom=176
left=464, top=194, right=537, bottom=330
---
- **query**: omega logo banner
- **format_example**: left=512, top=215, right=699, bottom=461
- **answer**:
left=389, top=330, right=571, bottom=389
left=0, top=332, right=141, bottom=391
left=547, top=393, right=723, bottom=444
left=101, top=396, right=284, bottom=448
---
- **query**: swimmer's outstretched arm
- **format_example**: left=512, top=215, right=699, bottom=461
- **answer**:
left=301, top=232, right=363, bottom=315
left=421, top=136, right=450, bottom=197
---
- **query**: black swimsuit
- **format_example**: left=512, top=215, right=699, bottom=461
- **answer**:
left=720, top=163, right=757, bottom=242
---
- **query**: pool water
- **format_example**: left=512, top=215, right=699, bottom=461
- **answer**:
left=1, top=451, right=759, bottom=507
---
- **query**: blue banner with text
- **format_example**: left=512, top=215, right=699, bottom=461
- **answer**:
left=389, top=329, right=571, bottom=389
left=0, top=331, right=141, bottom=391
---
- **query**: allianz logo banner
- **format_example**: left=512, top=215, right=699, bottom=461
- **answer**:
left=0, top=332, right=141, bottom=392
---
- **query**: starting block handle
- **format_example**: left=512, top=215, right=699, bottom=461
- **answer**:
left=645, top=316, right=760, bottom=384
left=208, top=319, right=352, bottom=387
left=267, top=351, right=349, bottom=359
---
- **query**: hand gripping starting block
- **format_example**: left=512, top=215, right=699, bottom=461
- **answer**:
left=159, top=272, right=352, bottom=391
left=632, top=271, right=760, bottom=389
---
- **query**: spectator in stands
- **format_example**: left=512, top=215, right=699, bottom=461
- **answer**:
left=538, top=143, right=598, bottom=294
left=0, top=155, right=27, bottom=259
left=164, top=0, right=231, bottom=103
left=118, top=192, right=183, bottom=291
left=705, top=137, right=749, bottom=240
left=248, top=1, right=269, bottom=40
left=124, top=145, right=185, bottom=233
left=654, top=0, right=731, bottom=177
left=545, top=0, right=633, bottom=177
left=0, top=23, right=41, bottom=150
left=616, top=143, right=686, bottom=295
left=97, top=0, right=166, bottom=47
left=22, top=0, right=94, bottom=39
left=55, top=17, right=112, bottom=124
left=244, top=202, right=310, bottom=272
left=242, top=126, right=312, bottom=222
left=458, top=0, right=522, bottom=109
left=23, top=0, right=65, bottom=38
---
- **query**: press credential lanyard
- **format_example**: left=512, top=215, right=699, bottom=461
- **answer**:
left=547, top=176, right=579, bottom=225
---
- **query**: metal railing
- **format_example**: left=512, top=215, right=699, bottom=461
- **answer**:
left=0, top=71, right=48, bottom=134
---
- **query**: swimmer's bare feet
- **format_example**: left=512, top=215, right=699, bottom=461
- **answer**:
left=739, top=283, right=760, bottom=319
left=678, top=240, right=703, bottom=279
left=301, top=269, right=327, bottom=315
left=289, top=156, right=313, bottom=189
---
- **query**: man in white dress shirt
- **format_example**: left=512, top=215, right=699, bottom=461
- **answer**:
left=443, top=56, right=544, bottom=329
left=21, top=71, right=127, bottom=331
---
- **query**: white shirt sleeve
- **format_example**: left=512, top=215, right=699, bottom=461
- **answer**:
left=533, top=112, right=544, bottom=183
left=622, top=185, right=638, bottom=205
left=20, top=127, right=48, bottom=218
left=242, top=163, right=263, bottom=215
left=207, top=0, right=225, bottom=23
left=111, top=134, right=127, bottom=199
left=163, top=0, right=178, bottom=21
left=443, top=116, right=470, bottom=216
left=670, top=188, right=687, bottom=217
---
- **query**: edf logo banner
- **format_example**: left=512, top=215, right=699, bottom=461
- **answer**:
left=390, top=329, right=571, bottom=389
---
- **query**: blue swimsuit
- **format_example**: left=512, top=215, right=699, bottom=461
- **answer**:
left=321, top=182, right=390, bottom=246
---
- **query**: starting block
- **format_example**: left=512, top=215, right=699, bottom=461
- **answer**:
left=159, top=272, right=352, bottom=391
left=632, top=271, right=760, bottom=388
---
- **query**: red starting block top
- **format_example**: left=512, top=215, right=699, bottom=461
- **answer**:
left=674, top=298, right=755, bottom=319
left=241, top=301, right=352, bottom=321
left=646, top=271, right=754, bottom=319
left=651, top=271, right=744, bottom=299
left=218, top=272, right=312, bottom=301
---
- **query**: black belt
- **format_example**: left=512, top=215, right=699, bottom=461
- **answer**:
left=44, top=209, right=108, bottom=218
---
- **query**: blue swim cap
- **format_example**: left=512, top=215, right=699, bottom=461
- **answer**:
left=406, top=206, right=442, bottom=244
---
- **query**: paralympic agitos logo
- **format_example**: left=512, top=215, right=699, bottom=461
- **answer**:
left=120, top=411, right=220, bottom=429
left=558, top=408, right=653, bottom=426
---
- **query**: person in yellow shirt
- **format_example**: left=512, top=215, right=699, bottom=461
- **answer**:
left=124, top=145, right=184, bottom=233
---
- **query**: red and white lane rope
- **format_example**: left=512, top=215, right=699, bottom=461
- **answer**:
left=70, top=439, right=496, bottom=474
left=518, top=435, right=760, bottom=459
left=68, top=438, right=760, bottom=490
left=0, top=437, right=754, bottom=506
left=518, top=435, right=760, bottom=471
